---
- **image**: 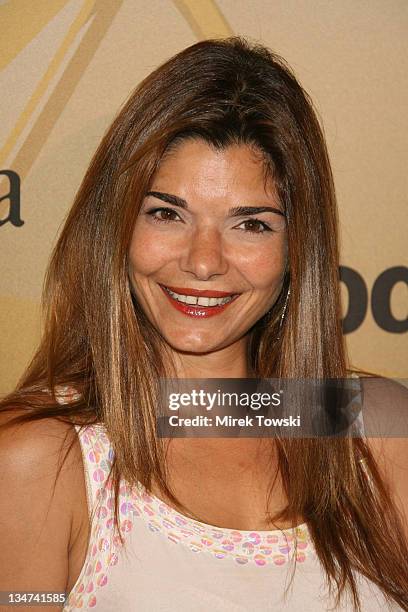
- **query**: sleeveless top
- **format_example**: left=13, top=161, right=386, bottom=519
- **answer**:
left=54, top=386, right=402, bottom=611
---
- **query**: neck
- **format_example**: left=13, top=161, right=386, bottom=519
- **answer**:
left=165, top=336, right=254, bottom=379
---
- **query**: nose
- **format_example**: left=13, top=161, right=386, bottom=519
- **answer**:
left=179, top=225, right=229, bottom=280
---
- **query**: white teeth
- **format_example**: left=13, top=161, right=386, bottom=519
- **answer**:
left=164, top=286, right=235, bottom=307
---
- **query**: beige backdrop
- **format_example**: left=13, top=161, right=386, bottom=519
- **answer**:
left=1, top=0, right=407, bottom=394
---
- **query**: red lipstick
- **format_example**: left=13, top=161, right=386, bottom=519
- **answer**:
left=159, top=284, right=240, bottom=318
left=162, top=285, right=236, bottom=298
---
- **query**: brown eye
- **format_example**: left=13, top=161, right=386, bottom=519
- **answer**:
left=146, top=207, right=181, bottom=223
left=237, top=219, right=272, bottom=234
left=157, top=209, right=177, bottom=221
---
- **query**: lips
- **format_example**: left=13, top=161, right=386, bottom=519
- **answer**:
left=158, top=284, right=240, bottom=318
left=161, top=284, right=237, bottom=298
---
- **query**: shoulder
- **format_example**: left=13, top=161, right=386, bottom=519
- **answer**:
left=0, top=408, right=83, bottom=480
left=358, top=375, right=408, bottom=437
left=358, top=377, right=408, bottom=539
left=0, top=408, right=87, bottom=592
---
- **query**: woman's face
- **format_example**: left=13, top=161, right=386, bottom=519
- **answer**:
left=128, top=138, right=287, bottom=355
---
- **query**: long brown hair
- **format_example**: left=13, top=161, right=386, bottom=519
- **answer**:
left=1, top=37, right=407, bottom=610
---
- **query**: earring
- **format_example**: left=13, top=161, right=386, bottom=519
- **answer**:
left=277, top=287, right=290, bottom=339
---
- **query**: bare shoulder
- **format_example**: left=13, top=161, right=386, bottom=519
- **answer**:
left=0, top=405, right=75, bottom=449
left=0, top=408, right=88, bottom=608
left=359, top=375, right=408, bottom=437
left=359, top=377, right=408, bottom=538
left=0, top=408, right=84, bottom=494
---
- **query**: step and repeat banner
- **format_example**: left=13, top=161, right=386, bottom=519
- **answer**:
left=1, top=0, right=407, bottom=393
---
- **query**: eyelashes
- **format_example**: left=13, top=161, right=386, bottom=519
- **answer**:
left=145, top=207, right=274, bottom=235
left=146, top=207, right=180, bottom=223
left=237, top=219, right=273, bottom=234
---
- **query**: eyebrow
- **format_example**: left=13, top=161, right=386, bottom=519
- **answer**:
left=145, top=191, right=285, bottom=217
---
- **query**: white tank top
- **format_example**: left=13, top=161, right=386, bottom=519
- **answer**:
left=55, top=389, right=401, bottom=611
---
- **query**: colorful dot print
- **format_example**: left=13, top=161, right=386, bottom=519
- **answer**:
left=126, top=484, right=311, bottom=568
left=54, top=386, right=312, bottom=610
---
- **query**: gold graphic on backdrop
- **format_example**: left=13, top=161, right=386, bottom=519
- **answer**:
left=0, top=0, right=123, bottom=182
left=173, top=0, right=233, bottom=39
left=0, top=0, right=69, bottom=71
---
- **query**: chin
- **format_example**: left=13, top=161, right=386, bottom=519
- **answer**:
left=163, top=332, right=219, bottom=355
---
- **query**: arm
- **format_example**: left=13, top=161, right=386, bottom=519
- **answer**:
left=365, top=435, right=408, bottom=542
left=361, top=377, right=408, bottom=542
left=0, top=411, right=82, bottom=611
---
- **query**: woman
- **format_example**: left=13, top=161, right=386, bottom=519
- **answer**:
left=0, top=37, right=407, bottom=611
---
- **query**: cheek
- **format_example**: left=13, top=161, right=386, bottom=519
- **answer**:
left=235, top=240, right=287, bottom=291
left=128, top=224, right=170, bottom=276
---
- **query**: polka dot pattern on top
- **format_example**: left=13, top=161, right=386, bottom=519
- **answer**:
left=54, top=386, right=313, bottom=610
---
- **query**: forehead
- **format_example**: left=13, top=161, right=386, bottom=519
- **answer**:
left=151, top=138, right=278, bottom=201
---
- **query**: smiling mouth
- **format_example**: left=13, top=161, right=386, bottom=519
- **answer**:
left=158, top=284, right=240, bottom=317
